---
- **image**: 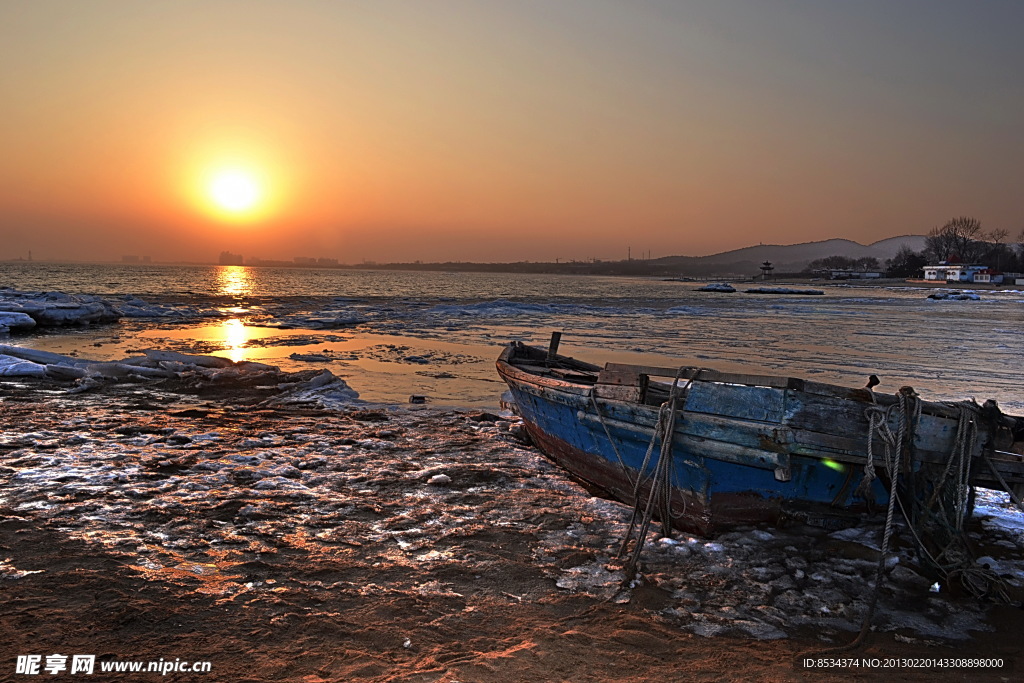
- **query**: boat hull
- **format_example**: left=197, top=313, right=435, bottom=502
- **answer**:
left=502, top=365, right=891, bottom=534
left=496, top=342, right=1023, bottom=535
left=524, top=421, right=778, bottom=534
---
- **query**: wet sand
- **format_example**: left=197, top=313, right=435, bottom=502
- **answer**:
left=1, top=374, right=1022, bottom=681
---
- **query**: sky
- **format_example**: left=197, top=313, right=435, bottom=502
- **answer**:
left=1, top=0, right=1022, bottom=264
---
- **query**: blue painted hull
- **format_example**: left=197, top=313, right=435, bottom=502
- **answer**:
left=496, top=342, right=1022, bottom=535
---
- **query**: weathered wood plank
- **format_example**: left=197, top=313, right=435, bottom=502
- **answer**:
left=597, top=368, right=646, bottom=386
left=576, top=410, right=792, bottom=480
left=600, top=362, right=978, bottom=423
left=550, top=367, right=598, bottom=382
left=517, top=363, right=552, bottom=375
left=684, top=382, right=787, bottom=423
left=602, top=362, right=798, bottom=389
left=593, top=384, right=644, bottom=402
left=782, top=392, right=974, bottom=455
left=587, top=395, right=1019, bottom=474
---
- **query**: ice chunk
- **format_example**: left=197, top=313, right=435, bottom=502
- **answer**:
left=0, top=345, right=90, bottom=367
left=0, top=355, right=46, bottom=377
left=143, top=349, right=234, bottom=368
left=928, top=291, right=980, bottom=301
left=698, top=283, right=736, bottom=293
left=0, top=311, right=37, bottom=333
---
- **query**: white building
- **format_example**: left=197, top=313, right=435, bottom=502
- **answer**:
left=923, top=264, right=1001, bottom=283
left=971, top=269, right=1003, bottom=284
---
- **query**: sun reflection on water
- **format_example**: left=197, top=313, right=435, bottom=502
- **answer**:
left=217, top=265, right=253, bottom=297
left=220, top=319, right=249, bottom=363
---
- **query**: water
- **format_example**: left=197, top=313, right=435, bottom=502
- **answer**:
left=3, top=262, right=1023, bottom=411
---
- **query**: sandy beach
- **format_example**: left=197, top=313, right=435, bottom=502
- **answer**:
left=2, top=364, right=1022, bottom=682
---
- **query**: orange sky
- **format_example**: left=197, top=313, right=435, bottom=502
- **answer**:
left=1, top=1, right=1021, bottom=264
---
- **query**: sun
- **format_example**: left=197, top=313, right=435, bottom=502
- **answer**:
left=181, top=145, right=289, bottom=223
left=209, top=169, right=261, bottom=214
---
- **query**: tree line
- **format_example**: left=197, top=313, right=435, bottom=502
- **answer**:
left=806, top=217, right=1024, bottom=278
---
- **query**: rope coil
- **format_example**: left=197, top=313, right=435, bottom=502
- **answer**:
left=858, top=391, right=1009, bottom=606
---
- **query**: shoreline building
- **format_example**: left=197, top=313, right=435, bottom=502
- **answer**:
left=922, top=263, right=1002, bottom=284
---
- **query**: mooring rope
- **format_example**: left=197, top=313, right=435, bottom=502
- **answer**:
left=858, top=390, right=914, bottom=645
left=588, top=389, right=637, bottom=490
left=857, top=389, right=921, bottom=501
left=909, top=401, right=1010, bottom=600
left=841, top=390, right=1011, bottom=656
left=617, top=369, right=696, bottom=580
left=800, top=389, right=918, bottom=660
left=869, top=394, right=1011, bottom=600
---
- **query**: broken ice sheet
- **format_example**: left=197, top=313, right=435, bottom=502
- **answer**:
left=3, top=371, right=1023, bottom=646
left=0, top=558, right=45, bottom=579
left=555, top=561, right=626, bottom=600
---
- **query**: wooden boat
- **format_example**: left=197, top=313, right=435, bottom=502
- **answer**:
left=496, top=337, right=1024, bottom=536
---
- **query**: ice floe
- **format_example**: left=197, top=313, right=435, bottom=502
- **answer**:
left=0, top=310, right=37, bottom=334
left=0, top=288, right=225, bottom=333
left=0, top=344, right=359, bottom=405
left=697, top=283, right=736, bottom=293
left=928, top=290, right=981, bottom=301
left=0, top=354, right=47, bottom=377
left=744, top=287, right=825, bottom=295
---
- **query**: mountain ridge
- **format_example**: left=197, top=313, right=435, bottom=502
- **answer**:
left=651, top=235, right=927, bottom=276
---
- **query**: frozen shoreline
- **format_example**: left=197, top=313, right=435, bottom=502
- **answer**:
left=2, top=366, right=1023, bottom=647
left=5, top=282, right=1024, bottom=415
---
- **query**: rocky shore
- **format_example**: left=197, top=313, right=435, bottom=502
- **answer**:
left=2, top=360, right=1022, bottom=680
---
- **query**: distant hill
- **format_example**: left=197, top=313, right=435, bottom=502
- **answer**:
left=651, top=235, right=927, bottom=276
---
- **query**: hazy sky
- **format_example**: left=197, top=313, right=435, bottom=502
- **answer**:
left=1, top=1, right=1021, bottom=264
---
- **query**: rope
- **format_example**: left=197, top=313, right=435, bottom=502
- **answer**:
left=864, top=397, right=1010, bottom=601
left=801, top=389, right=919, bottom=661
left=801, top=391, right=1015, bottom=664
left=981, top=451, right=1024, bottom=511
left=855, top=390, right=913, bottom=645
left=797, top=403, right=907, bottom=660
left=589, top=389, right=638, bottom=490
left=859, top=405, right=907, bottom=643
left=856, top=400, right=899, bottom=500
left=616, top=369, right=696, bottom=580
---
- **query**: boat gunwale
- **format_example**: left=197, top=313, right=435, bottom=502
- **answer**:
left=499, top=341, right=1023, bottom=470
left=498, top=342, right=1014, bottom=425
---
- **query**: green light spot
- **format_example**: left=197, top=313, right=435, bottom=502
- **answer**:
left=822, top=459, right=845, bottom=472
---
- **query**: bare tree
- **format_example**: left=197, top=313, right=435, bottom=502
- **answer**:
left=925, top=216, right=985, bottom=263
left=987, top=228, right=1010, bottom=270
left=988, top=228, right=1009, bottom=244
left=925, top=226, right=956, bottom=262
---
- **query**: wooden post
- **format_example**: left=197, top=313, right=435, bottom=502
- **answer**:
left=546, top=331, right=562, bottom=362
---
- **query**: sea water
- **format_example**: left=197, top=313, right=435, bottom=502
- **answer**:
left=3, top=262, right=1022, bottom=411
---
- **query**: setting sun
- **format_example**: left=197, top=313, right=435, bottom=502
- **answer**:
left=178, top=143, right=289, bottom=225
left=210, top=171, right=260, bottom=213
